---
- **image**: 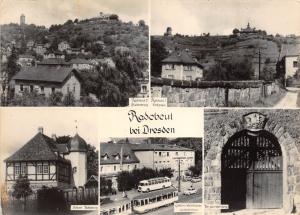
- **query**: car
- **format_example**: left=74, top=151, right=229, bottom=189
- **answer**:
left=191, top=177, right=202, bottom=183
left=184, top=176, right=192, bottom=181
left=183, top=187, right=197, bottom=195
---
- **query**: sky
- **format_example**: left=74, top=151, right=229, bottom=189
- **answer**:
left=151, top=0, right=300, bottom=36
left=0, top=0, right=149, bottom=27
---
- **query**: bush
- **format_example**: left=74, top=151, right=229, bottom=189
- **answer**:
left=63, top=92, right=75, bottom=106
left=37, top=186, right=67, bottom=212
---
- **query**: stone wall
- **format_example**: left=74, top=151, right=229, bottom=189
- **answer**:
left=204, top=110, right=300, bottom=214
left=151, top=77, right=281, bottom=107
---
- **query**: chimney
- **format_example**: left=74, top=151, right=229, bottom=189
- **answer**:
left=38, top=126, right=43, bottom=134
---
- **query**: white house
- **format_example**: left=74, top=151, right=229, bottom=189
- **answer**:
left=4, top=127, right=88, bottom=191
left=34, top=44, right=46, bottom=55
left=70, top=58, right=93, bottom=71
left=161, top=50, right=203, bottom=81
left=285, top=55, right=299, bottom=78
left=18, top=54, right=35, bottom=67
left=58, top=41, right=70, bottom=52
left=12, top=67, right=81, bottom=100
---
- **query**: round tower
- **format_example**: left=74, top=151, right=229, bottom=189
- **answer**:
left=66, top=133, right=88, bottom=187
left=20, top=14, right=25, bottom=26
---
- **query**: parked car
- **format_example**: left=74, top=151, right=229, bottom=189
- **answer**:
left=183, top=187, right=197, bottom=195
left=182, top=176, right=192, bottom=182
left=191, top=177, right=202, bottom=183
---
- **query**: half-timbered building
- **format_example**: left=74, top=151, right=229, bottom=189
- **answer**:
left=4, top=127, right=88, bottom=191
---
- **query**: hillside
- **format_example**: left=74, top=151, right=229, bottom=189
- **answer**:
left=152, top=34, right=300, bottom=79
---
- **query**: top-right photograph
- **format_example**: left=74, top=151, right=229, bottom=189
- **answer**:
left=150, top=0, right=300, bottom=108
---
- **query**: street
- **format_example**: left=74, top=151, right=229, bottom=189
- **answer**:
left=274, top=87, right=300, bottom=108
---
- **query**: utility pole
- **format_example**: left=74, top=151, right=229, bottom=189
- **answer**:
left=258, top=48, right=261, bottom=80
left=174, top=158, right=182, bottom=192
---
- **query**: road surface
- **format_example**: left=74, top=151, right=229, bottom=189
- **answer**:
left=274, top=87, right=299, bottom=108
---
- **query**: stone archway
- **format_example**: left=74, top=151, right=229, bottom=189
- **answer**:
left=204, top=112, right=300, bottom=214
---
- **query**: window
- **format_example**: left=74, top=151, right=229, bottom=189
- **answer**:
left=114, top=165, right=116, bottom=171
left=184, top=65, right=192, bottom=71
left=15, top=165, right=20, bottom=175
left=40, top=86, right=44, bottom=93
left=51, top=87, right=55, bottom=93
left=37, top=164, right=43, bottom=174
left=30, top=85, right=33, bottom=92
left=159, top=152, right=162, bottom=156
left=20, top=85, right=24, bottom=91
left=176, top=152, right=179, bottom=156
left=167, top=152, right=169, bottom=156
left=293, top=61, right=298, bottom=68
left=100, top=166, right=103, bottom=172
left=43, top=164, right=49, bottom=174
left=128, top=165, right=130, bottom=170
left=21, top=164, right=27, bottom=175
left=167, top=75, right=174, bottom=79
left=185, top=76, right=192, bottom=81
left=72, top=167, right=77, bottom=173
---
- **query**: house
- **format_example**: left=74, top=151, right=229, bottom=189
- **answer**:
left=161, top=50, right=203, bottom=81
left=58, top=41, right=70, bottom=52
left=26, top=40, right=35, bottom=50
left=12, top=67, right=81, bottom=100
left=97, top=57, right=116, bottom=68
left=37, top=58, right=70, bottom=67
left=284, top=55, right=299, bottom=78
left=70, top=58, right=93, bottom=71
left=43, top=51, right=65, bottom=60
left=4, top=127, right=88, bottom=191
left=18, top=54, right=35, bottom=67
left=114, top=46, right=130, bottom=55
left=34, top=44, right=46, bottom=55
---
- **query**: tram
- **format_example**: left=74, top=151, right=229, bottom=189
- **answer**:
left=138, top=177, right=171, bottom=192
left=132, top=186, right=178, bottom=214
left=100, top=198, right=132, bottom=215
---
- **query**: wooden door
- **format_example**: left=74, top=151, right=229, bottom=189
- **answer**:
left=222, top=130, right=283, bottom=210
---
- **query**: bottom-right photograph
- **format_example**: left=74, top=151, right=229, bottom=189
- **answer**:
left=204, top=109, right=300, bottom=215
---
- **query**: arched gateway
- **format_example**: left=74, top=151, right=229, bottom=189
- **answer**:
left=221, top=129, right=282, bottom=210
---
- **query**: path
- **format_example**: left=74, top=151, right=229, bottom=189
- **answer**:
left=274, top=87, right=300, bottom=108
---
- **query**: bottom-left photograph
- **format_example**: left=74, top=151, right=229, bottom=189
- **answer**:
left=0, top=108, right=99, bottom=215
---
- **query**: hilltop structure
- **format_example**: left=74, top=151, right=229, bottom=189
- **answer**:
left=164, top=27, right=172, bottom=36
left=20, top=14, right=25, bottom=26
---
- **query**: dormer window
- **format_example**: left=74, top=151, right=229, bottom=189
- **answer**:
left=125, top=155, right=131, bottom=160
left=103, top=154, right=109, bottom=160
left=114, top=154, right=120, bottom=160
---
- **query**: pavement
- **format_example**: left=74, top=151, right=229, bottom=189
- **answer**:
left=274, top=87, right=300, bottom=108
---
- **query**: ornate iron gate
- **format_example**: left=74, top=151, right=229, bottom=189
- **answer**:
left=221, top=130, right=282, bottom=210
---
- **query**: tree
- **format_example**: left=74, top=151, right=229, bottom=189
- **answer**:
left=109, top=14, right=119, bottom=20
left=100, top=177, right=113, bottom=196
left=151, top=38, right=168, bottom=77
left=12, top=175, right=33, bottom=211
left=188, top=165, right=201, bottom=177
left=232, top=28, right=239, bottom=35
left=138, top=20, right=146, bottom=27
left=204, top=58, right=254, bottom=81
left=117, top=171, right=134, bottom=191
left=6, top=47, right=20, bottom=81
left=158, top=168, right=173, bottom=178
left=74, top=18, right=79, bottom=24
left=87, top=144, right=98, bottom=178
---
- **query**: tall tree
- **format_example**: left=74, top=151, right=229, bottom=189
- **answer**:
left=151, top=38, right=168, bottom=77
left=6, top=47, right=20, bottom=81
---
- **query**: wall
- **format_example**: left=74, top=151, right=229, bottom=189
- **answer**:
left=61, top=75, right=81, bottom=100
left=65, top=152, right=87, bottom=187
left=100, top=162, right=140, bottom=175
left=204, top=110, right=300, bottom=214
left=151, top=78, right=281, bottom=107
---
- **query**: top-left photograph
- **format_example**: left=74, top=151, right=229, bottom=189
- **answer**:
left=0, top=0, right=149, bottom=107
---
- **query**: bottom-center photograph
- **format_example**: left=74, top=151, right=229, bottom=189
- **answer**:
left=100, top=137, right=203, bottom=215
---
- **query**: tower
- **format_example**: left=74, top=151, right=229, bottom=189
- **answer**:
left=20, top=14, right=25, bottom=26
left=164, top=27, right=172, bottom=36
left=66, top=133, right=88, bottom=187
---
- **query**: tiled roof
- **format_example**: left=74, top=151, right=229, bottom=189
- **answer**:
left=37, top=58, right=70, bottom=65
left=56, top=143, right=69, bottom=154
left=130, top=143, right=194, bottom=151
left=69, top=58, right=90, bottom=64
left=12, top=67, right=80, bottom=83
left=162, top=50, right=200, bottom=65
left=100, top=143, right=140, bottom=165
left=5, top=133, right=69, bottom=163
left=19, top=54, right=35, bottom=59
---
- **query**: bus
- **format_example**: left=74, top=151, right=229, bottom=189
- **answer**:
left=138, top=177, right=171, bottom=192
left=133, top=187, right=178, bottom=214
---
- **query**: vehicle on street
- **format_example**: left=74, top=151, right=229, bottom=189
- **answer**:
left=191, top=176, right=202, bottom=183
left=138, top=177, right=171, bottom=192
left=183, top=187, right=197, bottom=195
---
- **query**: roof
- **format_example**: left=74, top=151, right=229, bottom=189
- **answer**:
left=12, top=67, right=80, bottom=84
left=69, top=58, right=90, bottom=64
left=162, top=50, right=201, bottom=66
left=37, top=58, right=70, bottom=65
left=56, top=143, right=69, bottom=154
left=140, top=177, right=169, bottom=183
left=100, top=143, right=140, bottom=165
left=5, top=132, right=69, bottom=163
left=68, top=134, right=88, bottom=152
left=133, top=186, right=177, bottom=200
left=19, top=54, right=34, bottom=59
left=130, top=143, right=194, bottom=152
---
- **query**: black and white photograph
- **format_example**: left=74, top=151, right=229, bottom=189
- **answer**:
left=100, top=137, right=202, bottom=214
left=0, top=108, right=99, bottom=214
left=151, top=0, right=300, bottom=107
left=0, top=0, right=149, bottom=107
left=204, top=109, right=300, bottom=215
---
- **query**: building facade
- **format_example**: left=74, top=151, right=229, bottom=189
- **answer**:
left=58, top=41, right=70, bottom=52
left=285, top=55, right=299, bottom=78
left=12, top=67, right=81, bottom=100
left=161, top=50, right=203, bottom=81
left=4, top=127, right=88, bottom=191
